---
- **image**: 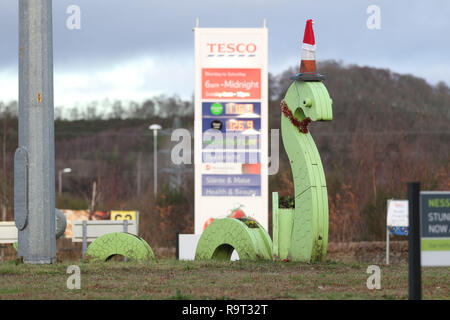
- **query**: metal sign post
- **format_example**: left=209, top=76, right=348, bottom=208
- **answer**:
left=15, top=0, right=56, bottom=264
left=149, top=124, right=162, bottom=198
left=407, top=182, right=421, bottom=300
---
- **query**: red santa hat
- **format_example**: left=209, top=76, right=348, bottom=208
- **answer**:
left=302, top=19, right=316, bottom=51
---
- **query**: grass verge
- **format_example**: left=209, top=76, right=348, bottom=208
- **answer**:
left=0, top=259, right=448, bottom=300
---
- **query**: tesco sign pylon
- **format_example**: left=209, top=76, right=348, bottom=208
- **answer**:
left=193, top=26, right=269, bottom=234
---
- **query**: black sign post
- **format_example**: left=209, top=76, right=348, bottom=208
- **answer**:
left=408, top=182, right=421, bottom=300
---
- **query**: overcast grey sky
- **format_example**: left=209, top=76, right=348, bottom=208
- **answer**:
left=1, top=0, right=449, bottom=112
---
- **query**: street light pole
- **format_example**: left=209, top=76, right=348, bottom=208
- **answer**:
left=149, top=124, right=162, bottom=198
left=58, top=168, right=72, bottom=196
left=16, top=0, right=55, bottom=264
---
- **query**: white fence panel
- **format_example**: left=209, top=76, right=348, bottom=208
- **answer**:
left=72, top=220, right=137, bottom=243
left=0, top=222, right=18, bottom=244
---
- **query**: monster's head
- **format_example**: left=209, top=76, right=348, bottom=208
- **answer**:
left=281, top=19, right=332, bottom=131
left=283, top=81, right=333, bottom=125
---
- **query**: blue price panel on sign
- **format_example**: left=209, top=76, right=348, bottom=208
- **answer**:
left=202, top=118, right=261, bottom=133
left=202, top=151, right=261, bottom=163
left=202, top=174, right=261, bottom=187
left=202, top=102, right=261, bottom=134
left=202, top=102, right=261, bottom=116
left=202, top=131, right=261, bottom=150
left=202, top=186, right=261, bottom=197
left=202, top=174, right=261, bottom=196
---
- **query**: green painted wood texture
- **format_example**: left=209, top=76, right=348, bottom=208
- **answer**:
left=278, top=208, right=294, bottom=260
left=272, top=192, right=279, bottom=259
left=85, top=232, right=155, bottom=262
left=195, top=218, right=272, bottom=261
left=272, top=192, right=294, bottom=260
left=281, top=80, right=332, bottom=262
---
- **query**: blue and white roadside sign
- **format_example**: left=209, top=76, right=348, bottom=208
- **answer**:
left=387, top=200, right=409, bottom=236
left=386, top=199, right=408, bottom=264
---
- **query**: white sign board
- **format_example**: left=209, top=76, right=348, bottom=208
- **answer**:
left=194, top=27, right=268, bottom=234
left=0, top=222, right=18, bottom=244
left=387, top=200, right=408, bottom=235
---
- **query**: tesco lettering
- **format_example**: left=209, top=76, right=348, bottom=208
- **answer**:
left=207, top=43, right=257, bottom=54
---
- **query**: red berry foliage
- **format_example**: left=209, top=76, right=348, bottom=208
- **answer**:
left=280, top=99, right=312, bottom=134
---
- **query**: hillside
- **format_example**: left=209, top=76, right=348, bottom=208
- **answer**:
left=0, top=61, right=448, bottom=245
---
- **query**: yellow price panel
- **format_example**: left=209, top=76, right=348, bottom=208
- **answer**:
left=110, top=210, right=137, bottom=221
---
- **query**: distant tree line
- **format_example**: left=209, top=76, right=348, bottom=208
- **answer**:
left=0, top=60, right=448, bottom=246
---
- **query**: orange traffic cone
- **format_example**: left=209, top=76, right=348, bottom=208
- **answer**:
left=293, top=19, right=324, bottom=81
left=300, top=19, right=316, bottom=74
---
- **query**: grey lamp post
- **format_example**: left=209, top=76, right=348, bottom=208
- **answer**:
left=149, top=124, right=162, bottom=198
left=58, top=168, right=72, bottom=196
left=15, top=0, right=56, bottom=264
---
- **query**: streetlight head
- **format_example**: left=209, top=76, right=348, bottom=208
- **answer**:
left=63, top=168, right=72, bottom=173
left=149, top=124, right=162, bottom=131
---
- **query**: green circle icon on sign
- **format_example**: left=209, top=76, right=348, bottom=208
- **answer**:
left=210, top=103, right=223, bottom=115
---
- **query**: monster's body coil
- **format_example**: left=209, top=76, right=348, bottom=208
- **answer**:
left=281, top=81, right=332, bottom=262
left=85, top=232, right=155, bottom=262
left=195, top=218, right=272, bottom=261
